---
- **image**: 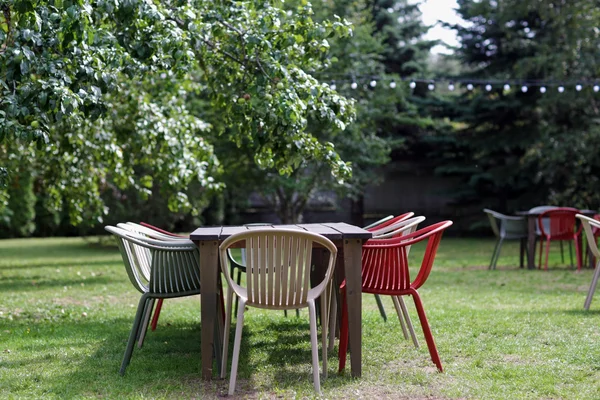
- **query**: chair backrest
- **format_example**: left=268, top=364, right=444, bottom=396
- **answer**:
left=139, top=222, right=188, bottom=238
left=363, top=215, right=394, bottom=230
left=483, top=209, right=526, bottom=239
left=371, top=216, right=425, bottom=239
left=538, top=208, right=581, bottom=239
left=577, top=214, right=600, bottom=260
left=529, top=205, right=558, bottom=213
left=219, top=229, right=337, bottom=309
left=361, top=221, right=453, bottom=293
left=106, top=225, right=201, bottom=295
left=366, top=212, right=414, bottom=232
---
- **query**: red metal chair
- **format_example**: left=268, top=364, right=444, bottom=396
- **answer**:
left=537, top=208, right=583, bottom=271
left=366, top=212, right=414, bottom=232
left=337, top=220, right=453, bottom=373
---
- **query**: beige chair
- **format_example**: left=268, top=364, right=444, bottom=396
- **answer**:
left=577, top=214, right=600, bottom=310
left=219, top=228, right=337, bottom=395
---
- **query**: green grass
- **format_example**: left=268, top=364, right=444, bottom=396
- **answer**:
left=1, top=236, right=600, bottom=399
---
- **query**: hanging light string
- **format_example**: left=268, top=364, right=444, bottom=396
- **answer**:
left=322, top=75, right=600, bottom=93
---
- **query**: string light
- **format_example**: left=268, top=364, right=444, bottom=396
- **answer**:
left=330, top=81, right=336, bottom=91
left=370, top=79, right=377, bottom=88
left=540, top=86, right=547, bottom=93
left=409, top=81, right=416, bottom=89
left=389, top=80, right=396, bottom=89
left=558, top=86, right=565, bottom=93
left=521, top=85, right=528, bottom=93
left=576, top=84, right=583, bottom=91
left=466, top=83, right=474, bottom=91
left=594, top=85, right=600, bottom=92
left=351, top=81, right=358, bottom=89
left=428, top=82, right=435, bottom=91
left=485, top=84, right=492, bottom=91
left=448, top=83, right=455, bottom=91
left=504, top=83, right=511, bottom=91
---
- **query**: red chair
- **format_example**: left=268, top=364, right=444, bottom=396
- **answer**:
left=338, top=220, right=453, bottom=373
left=537, top=208, right=583, bottom=271
left=366, top=212, right=414, bottom=232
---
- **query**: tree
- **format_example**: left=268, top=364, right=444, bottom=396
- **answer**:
left=0, top=1, right=356, bottom=229
left=431, top=0, right=600, bottom=213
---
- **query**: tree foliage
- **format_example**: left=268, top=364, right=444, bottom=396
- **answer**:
left=0, top=0, right=357, bottom=228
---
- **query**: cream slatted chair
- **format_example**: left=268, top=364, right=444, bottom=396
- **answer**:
left=577, top=214, right=600, bottom=310
left=219, top=228, right=337, bottom=395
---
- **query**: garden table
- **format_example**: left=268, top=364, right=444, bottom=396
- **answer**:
left=516, top=209, right=596, bottom=269
left=190, top=222, right=372, bottom=380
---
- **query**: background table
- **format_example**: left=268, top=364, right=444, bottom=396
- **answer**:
left=517, top=209, right=596, bottom=269
left=190, top=222, right=372, bottom=380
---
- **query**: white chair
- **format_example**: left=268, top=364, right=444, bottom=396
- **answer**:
left=219, top=228, right=337, bottom=395
left=483, top=209, right=528, bottom=269
left=577, top=214, right=600, bottom=310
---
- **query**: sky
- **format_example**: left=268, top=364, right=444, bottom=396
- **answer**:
left=416, top=0, right=463, bottom=54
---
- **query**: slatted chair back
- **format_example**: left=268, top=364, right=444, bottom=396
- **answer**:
left=219, top=229, right=337, bottom=309
left=367, top=212, right=414, bottom=232
left=538, top=208, right=581, bottom=241
left=361, top=221, right=453, bottom=294
left=371, top=216, right=425, bottom=239
left=106, top=226, right=201, bottom=296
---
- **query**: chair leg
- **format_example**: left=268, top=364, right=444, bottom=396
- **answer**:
left=228, top=298, right=247, bottom=396
left=308, top=300, right=322, bottom=394
left=538, top=238, right=544, bottom=270
left=544, top=239, right=551, bottom=271
left=519, top=238, right=527, bottom=268
left=137, top=298, right=154, bottom=348
left=338, top=287, right=349, bottom=373
left=150, top=299, right=163, bottom=331
left=489, top=238, right=503, bottom=270
left=234, top=269, right=242, bottom=318
left=120, top=296, right=149, bottom=375
left=328, top=285, right=337, bottom=352
left=221, top=285, right=235, bottom=378
left=397, top=296, right=419, bottom=348
left=374, top=294, right=387, bottom=321
left=410, top=291, right=443, bottom=372
left=569, top=240, right=574, bottom=268
left=392, top=296, right=410, bottom=340
left=560, top=241, right=565, bottom=263
left=584, top=260, right=600, bottom=310
left=320, top=286, right=328, bottom=379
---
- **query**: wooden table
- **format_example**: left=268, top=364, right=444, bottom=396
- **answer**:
left=190, top=222, right=372, bottom=380
left=517, top=209, right=596, bottom=269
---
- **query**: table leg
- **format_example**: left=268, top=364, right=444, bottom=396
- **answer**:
left=199, top=240, right=220, bottom=380
left=527, top=216, right=536, bottom=269
left=343, top=239, right=362, bottom=378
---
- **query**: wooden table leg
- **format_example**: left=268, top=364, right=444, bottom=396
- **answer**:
left=527, top=215, right=536, bottom=269
left=198, top=240, right=220, bottom=380
left=343, top=239, right=362, bottom=378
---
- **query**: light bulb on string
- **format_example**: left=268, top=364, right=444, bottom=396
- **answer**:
left=521, top=85, right=528, bottom=93
left=576, top=84, right=583, bottom=91
left=540, top=86, right=547, bottom=93
left=351, top=81, right=358, bottom=90
left=330, top=81, right=336, bottom=91
left=466, top=83, right=474, bottom=91
left=448, top=83, right=455, bottom=91
left=389, top=80, right=397, bottom=89
left=370, top=79, right=377, bottom=88
left=485, top=84, right=492, bottom=91
left=409, top=81, right=416, bottom=89
left=594, top=85, right=600, bottom=92
left=428, top=82, right=435, bottom=91
left=558, top=86, right=565, bottom=93
left=504, top=83, right=511, bottom=91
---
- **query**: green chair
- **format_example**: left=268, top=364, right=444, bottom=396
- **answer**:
left=105, top=225, right=203, bottom=375
left=484, top=209, right=528, bottom=269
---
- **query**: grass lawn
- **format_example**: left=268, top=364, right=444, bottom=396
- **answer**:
left=1, top=235, right=600, bottom=399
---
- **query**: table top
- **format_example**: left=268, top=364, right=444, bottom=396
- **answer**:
left=189, top=222, right=373, bottom=241
left=516, top=209, right=597, bottom=216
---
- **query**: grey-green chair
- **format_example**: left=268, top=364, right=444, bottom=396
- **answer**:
left=105, top=225, right=203, bottom=375
left=484, top=209, right=528, bottom=269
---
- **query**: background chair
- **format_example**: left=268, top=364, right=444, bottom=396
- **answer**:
left=105, top=225, right=204, bottom=375
left=219, top=229, right=337, bottom=395
left=529, top=205, right=570, bottom=266
left=538, top=208, right=582, bottom=270
left=577, top=214, right=600, bottom=310
left=483, top=209, right=528, bottom=269
left=338, top=220, right=453, bottom=373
